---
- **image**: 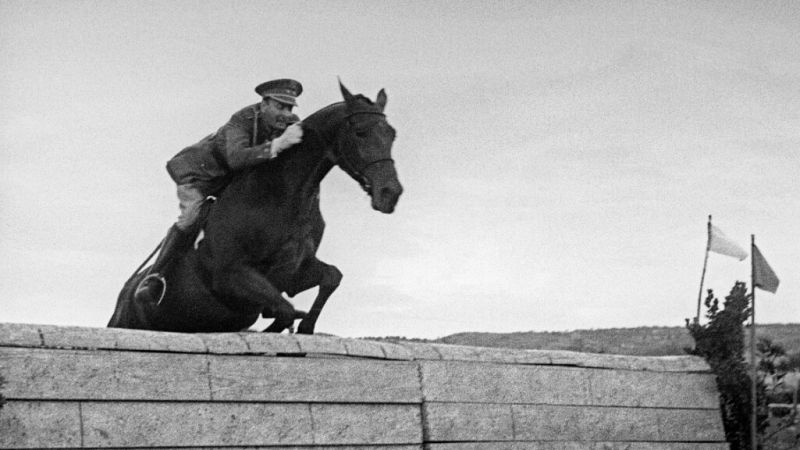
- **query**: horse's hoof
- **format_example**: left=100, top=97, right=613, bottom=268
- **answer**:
left=297, top=320, right=315, bottom=335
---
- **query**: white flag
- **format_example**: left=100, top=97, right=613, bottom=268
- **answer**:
left=708, top=225, right=748, bottom=260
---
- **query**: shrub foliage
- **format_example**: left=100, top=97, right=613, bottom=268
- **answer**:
left=686, top=281, right=767, bottom=450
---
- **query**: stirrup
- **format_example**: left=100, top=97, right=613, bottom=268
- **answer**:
left=136, top=273, right=167, bottom=306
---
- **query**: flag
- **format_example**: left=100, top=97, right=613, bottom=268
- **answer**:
left=708, top=225, right=748, bottom=260
left=753, top=244, right=779, bottom=293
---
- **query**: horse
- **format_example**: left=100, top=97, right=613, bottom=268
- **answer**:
left=108, top=82, right=402, bottom=334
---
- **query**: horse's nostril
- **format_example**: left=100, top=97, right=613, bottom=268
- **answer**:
left=380, top=187, right=398, bottom=203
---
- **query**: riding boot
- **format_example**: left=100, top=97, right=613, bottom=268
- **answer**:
left=133, top=225, right=192, bottom=305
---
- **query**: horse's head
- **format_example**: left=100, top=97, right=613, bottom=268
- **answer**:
left=333, top=82, right=403, bottom=213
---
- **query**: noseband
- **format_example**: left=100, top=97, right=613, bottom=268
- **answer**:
left=336, top=111, right=395, bottom=192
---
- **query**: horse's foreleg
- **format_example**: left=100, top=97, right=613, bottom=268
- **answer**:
left=290, top=259, right=342, bottom=335
left=212, top=264, right=296, bottom=333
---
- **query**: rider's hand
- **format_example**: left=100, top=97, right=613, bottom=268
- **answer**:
left=271, top=122, right=303, bottom=157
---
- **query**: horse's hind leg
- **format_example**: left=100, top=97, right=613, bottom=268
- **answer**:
left=287, top=258, right=342, bottom=335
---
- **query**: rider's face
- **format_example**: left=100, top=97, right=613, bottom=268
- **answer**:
left=260, top=98, right=295, bottom=130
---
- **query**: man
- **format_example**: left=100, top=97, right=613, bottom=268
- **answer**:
left=134, top=79, right=305, bottom=304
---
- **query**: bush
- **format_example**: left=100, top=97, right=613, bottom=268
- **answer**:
left=686, top=281, right=768, bottom=450
left=784, top=351, right=800, bottom=371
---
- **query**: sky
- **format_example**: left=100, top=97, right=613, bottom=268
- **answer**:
left=1, top=0, right=798, bottom=339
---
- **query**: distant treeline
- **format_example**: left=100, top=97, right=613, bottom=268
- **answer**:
left=365, top=323, right=800, bottom=357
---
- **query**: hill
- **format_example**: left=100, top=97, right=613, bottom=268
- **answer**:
left=368, top=323, right=800, bottom=357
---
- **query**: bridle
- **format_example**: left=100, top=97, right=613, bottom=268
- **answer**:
left=335, top=110, right=395, bottom=192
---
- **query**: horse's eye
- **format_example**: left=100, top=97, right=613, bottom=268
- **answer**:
left=355, top=130, right=368, bottom=138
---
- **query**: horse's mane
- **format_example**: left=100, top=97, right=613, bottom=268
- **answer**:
left=246, top=96, right=377, bottom=191
left=305, top=102, right=345, bottom=122
left=302, top=95, right=378, bottom=138
left=306, top=95, right=376, bottom=118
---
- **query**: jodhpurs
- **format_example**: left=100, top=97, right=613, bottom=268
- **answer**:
left=176, top=184, right=205, bottom=231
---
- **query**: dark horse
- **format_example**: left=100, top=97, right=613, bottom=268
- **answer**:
left=108, top=83, right=402, bottom=334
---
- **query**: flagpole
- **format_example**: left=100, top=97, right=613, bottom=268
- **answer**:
left=750, top=234, right=757, bottom=450
left=696, top=215, right=712, bottom=323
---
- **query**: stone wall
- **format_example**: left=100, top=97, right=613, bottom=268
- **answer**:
left=0, top=323, right=729, bottom=449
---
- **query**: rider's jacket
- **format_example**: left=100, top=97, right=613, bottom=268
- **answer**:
left=166, top=104, right=289, bottom=193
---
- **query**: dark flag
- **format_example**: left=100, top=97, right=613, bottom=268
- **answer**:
left=752, top=244, right=779, bottom=293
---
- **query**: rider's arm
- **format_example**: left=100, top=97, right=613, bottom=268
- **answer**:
left=213, top=117, right=278, bottom=171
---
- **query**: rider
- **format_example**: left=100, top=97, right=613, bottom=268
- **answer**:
left=134, top=78, right=305, bottom=304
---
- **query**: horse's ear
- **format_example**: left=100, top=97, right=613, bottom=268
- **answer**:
left=339, top=79, right=356, bottom=105
left=376, top=89, right=387, bottom=112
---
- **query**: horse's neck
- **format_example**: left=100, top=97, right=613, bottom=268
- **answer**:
left=250, top=104, right=343, bottom=202
left=286, top=142, right=333, bottom=199
left=286, top=105, right=345, bottom=194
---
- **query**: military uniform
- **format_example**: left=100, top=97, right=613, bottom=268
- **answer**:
left=167, top=103, right=298, bottom=228
left=134, top=79, right=303, bottom=304
left=167, top=79, right=303, bottom=229
left=169, top=104, right=282, bottom=186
